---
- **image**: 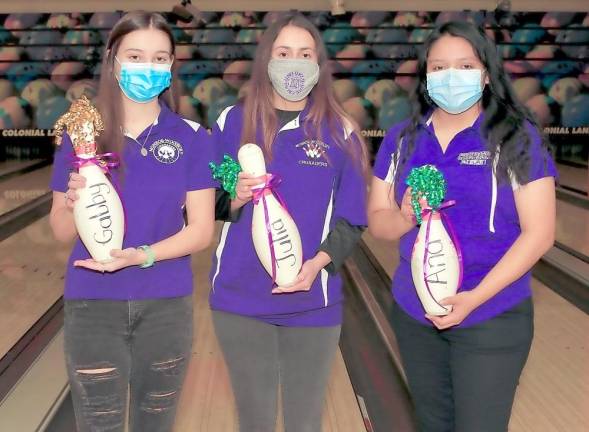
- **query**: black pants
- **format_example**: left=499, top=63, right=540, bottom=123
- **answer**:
left=391, top=298, right=533, bottom=432
left=64, top=296, right=193, bottom=432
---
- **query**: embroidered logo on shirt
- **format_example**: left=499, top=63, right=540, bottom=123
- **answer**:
left=150, top=139, right=184, bottom=164
left=296, top=140, right=329, bottom=167
left=457, top=151, right=491, bottom=166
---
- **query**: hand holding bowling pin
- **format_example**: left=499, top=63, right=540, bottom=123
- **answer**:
left=271, top=252, right=330, bottom=294
left=426, top=290, right=482, bottom=329
left=74, top=247, right=147, bottom=273
left=234, top=172, right=266, bottom=204
left=64, top=172, right=86, bottom=209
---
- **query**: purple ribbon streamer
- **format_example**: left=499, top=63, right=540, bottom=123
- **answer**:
left=251, top=173, right=291, bottom=285
left=421, top=200, right=464, bottom=314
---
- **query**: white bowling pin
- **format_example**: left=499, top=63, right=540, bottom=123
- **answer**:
left=74, top=156, right=125, bottom=263
left=411, top=211, right=460, bottom=316
left=238, top=143, right=303, bottom=287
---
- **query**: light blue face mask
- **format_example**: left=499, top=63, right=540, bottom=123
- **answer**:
left=426, top=68, right=484, bottom=114
left=115, top=57, right=172, bottom=103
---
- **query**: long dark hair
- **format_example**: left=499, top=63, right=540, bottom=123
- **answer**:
left=96, top=11, right=180, bottom=159
left=240, top=12, right=368, bottom=174
left=398, top=21, right=549, bottom=184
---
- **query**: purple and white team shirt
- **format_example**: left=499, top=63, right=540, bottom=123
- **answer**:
left=373, top=114, right=557, bottom=327
left=50, top=102, right=216, bottom=300
left=209, top=104, right=367, bottom=327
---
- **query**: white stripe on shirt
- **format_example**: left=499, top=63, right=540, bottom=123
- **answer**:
left=320, top=188, right=335, bottom=307
left=211, top=222, right=231, bottom=291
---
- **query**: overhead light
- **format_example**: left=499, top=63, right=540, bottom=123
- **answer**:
left=330, top=0, right=346, bottom=16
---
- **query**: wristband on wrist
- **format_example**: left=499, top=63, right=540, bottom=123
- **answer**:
left=137, top=245, right=155, bottom=268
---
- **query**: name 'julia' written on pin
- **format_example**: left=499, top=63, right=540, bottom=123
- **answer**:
left=86, top=182, right=115, bottom=245
left=271, top=218, right=298, bottom=268
left=425, top=239, right=447, bottom=285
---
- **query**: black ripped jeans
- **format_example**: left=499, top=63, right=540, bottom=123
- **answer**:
left=64, top=296, right=193, bottom=432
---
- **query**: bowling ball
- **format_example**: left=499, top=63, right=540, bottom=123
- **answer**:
left=207, top=93, right=238, bottom=128
left=20, top=25, right=62, bottom=61
left=579, top=65, right=589, bottom=87
left=395, top=60, right=418, bottom=92
left=556, top=24, right=589, bottom=59
left=366, top=24, right=408, bottom=58
left=220, top=12, right=252, bottom=28
left=89, top=12, right=123, bottom=43
left=177, top=61, right=225, bottom=93
left=0, top=79, right=16, bottom=100
left=393, top=12, right=424, bottom=27
left=541, top=61, right=583, bottom=89
left=502, top=24, right=546, bottom=59
left=178, top=95, right=203, bottom=124
left=4, top=13, right=42, bottom=37
left=0, top=96, right=31, bottom=128
left=175, top=44, right=198, bottom=60
left=223, top=60, right=252, bottom=89
left=335, top=44, right=368, bottom=70
left=36, top=95, right=71, bottom=129
left=322, top=24, right=361, bottom=57
left=562, top=94, right=589, bottom=127
left=236, top=27, right=263, bottom=59
left=307, top=11, right=332, bottom=28
left=541, top=12, right=577, bottom=36
left=512, top=77, right=542, bottom=103
left=548, top=77, right=583, bottom=105
left=0, top=26, right=13, bottom=44
left=6, top=62, right=50, bottom=91
left=21, top=79, right=62, bottom=107
left=350, top=12, right=391, bottom=35
left=333, top=79, right=360, bottom=103
left=365, top=79, right=404, bottom=109
left=63, top=26, right=102, bottom=61
left=213, top=45, right=245, bottom=60
left=409, top=28, right=433, bottom=44
left=525, top=45, right=555, bottom=70
left=47, top=13, right=78, bottom=29
left=193, top=78, right=230, bottom=106
left=66, top=79, right=98, bottom=102
left=342, top=97, right=374, bottom=130
left=262, top=12, right=284, bottom=27
left=51, top=62, right=88, bottom=91
left=192, top=24, right=236, bottom=58
left=350, top=61, right=394, bottom=92
left=525, top=94, right=557, bottom=126
left=378, top=96, right=412, bottom=130
left=0, top=47, right=22, bottom=74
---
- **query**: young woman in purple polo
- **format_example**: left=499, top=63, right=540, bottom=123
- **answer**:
left=368, top=21, right=556, bottom=432
left=209, top=12, right=368, bottom=431
left=49, top=12, right=215, bottom=432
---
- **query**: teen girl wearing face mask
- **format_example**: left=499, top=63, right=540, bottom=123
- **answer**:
left=368, top=21, right=556, bottom=432
left=209, top=12, right=368, bottom=432
left=49, top=12, right=215, bottom=432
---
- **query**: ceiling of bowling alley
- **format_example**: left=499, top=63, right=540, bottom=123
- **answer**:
left=3, top=0, right=589, bottom=13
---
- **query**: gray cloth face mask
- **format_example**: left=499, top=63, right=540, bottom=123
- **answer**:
left=267, top=59, right=320, bottom=102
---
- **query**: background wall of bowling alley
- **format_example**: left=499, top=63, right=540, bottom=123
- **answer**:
left=0, top=5, right=587, bottom=173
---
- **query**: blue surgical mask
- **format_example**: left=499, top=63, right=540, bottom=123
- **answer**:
left=115, top=57, right=172, bottom=103
left=426, top=68, right=483, bottom=114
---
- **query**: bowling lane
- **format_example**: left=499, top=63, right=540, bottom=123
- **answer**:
left=362, top=233, right=589, bottom=432
left=557, top=163, right=587, bottom=195
left=556, top=198, right=589, bottom=259
left=0, top=165, right=52, bottom=216
left=0, top=215, right=71, bottom=359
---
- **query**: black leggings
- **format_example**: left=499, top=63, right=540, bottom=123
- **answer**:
left=390, top=298, right=533, bottom=432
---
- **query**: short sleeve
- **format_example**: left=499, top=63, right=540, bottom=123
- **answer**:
left=50, top=133, right=75, bottom=193
left=524, top=123, right=558, bottom=184
left=184, top=121, right=218, bottom=191
left=333, top=147, right=368, bottom=227
left=373, top=126, right=402, bottom=183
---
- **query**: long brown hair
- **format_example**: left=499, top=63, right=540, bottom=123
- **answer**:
left=240, top=12, right=368, bottom=174
left=96, top=11, right=180, bottom=159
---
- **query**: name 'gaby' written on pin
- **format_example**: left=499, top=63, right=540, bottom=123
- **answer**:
left=270, top=218, right=298, bottom=268
left=85, top=182, right=116, bottom=245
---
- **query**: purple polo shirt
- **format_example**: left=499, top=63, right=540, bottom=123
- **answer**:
left=209, top=104, right=367, bottom=327
left=50, top=102, right=216, bottom=300
left=373, top=115, right=557, bottom=327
